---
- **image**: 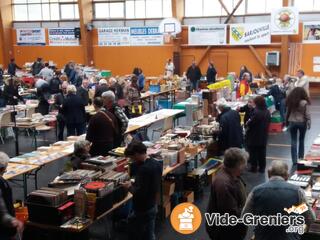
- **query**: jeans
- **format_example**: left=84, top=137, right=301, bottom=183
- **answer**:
left=279, top=99, right=286, bottom=123
left=289, top=122, right=307, bottom=164
left=248, top=146, right=267, bottom=172
left=131, top=206, right=157, bottom=240
left=190, top=80, right=199, bottom=91
left=66, top=123, right=86, bottom=136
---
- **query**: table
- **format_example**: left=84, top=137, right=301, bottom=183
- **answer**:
left=4, top=163, right=39, bottom=198
left=125, top=109, right=184, bottom=134
left=140, top=88, right=177, bottom=112
left=25, top=193, right=133, bottom=238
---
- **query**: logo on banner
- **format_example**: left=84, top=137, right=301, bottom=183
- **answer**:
left=231, top=27, right=244, bottom=41
left=170, top=203, right=202, bottom=234
left=274, top=8, right=297, bottom=31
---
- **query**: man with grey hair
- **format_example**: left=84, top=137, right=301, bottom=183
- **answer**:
left=102, top=90, right=128, bottom=147
left=206, top=148, right=248, bottom=240
left=241, top=160, right=315, bottom=240
left=94, top=79, right=109, bottom=98
left=216, top=98, right=243, bottom=154
left=0, top=152, right=24, bottom=239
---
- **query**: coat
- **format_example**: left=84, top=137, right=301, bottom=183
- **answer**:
left=206, top=66, right=217, bottom=83
left=94, top=84, right=109, bottom=98
left=77, top=86, right=90, bottom=106
left=3, top=84, right=24, bottom=105
left=245, top=108, right=271, bottom=147
left=206, top=167, right=247, bottom=240
left=62, top=93, right=86, bottom=125
left=217, top=108, right=243, bottom=152
left=186, top=65, right=202, bottom=83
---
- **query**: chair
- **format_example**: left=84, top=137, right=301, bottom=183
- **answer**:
left=151, top=116, right=173, bottom=140
left=32, top=124, right=53, bottom=146
left=0, top=111, right=14, bottom=144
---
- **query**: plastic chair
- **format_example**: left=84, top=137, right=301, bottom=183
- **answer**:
left=0, top=111, right=13, bottom=144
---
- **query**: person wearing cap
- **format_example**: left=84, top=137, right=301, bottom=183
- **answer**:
left=0, top=152, right=24, bottom=240
left=216, top=98, right=243, bottom=154
left=94, top=79, right=109, bottom=98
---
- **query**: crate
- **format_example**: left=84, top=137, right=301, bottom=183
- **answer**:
left=157, top=99, right=172, bottom=109
left=269, top=122, right=282, bottom=133
left=149, top=85, right=160, bottom=93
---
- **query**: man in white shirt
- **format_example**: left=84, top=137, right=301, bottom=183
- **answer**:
left=37, top=63, right=54, bottom=82
left=295, top=69, right=309, bottom=95
left=165, top=58, right=175, bottom=78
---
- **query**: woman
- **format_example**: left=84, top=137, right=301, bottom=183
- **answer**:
left=239, top=65, right=253, bottom=82
left=3, top=78, right=24, bottom=105
left=206, top=62, right=217, bottom=84
left=62, top=85, right=86, bottom=136
left=70, top=140, right=91, bottom=170
left=126, top=75, right=142, bottom=118
left=86, top=97, right=119, bottom=156
left=286, top=87, right=311, bottom=165
left=245, top=96, right=271, bottom=173
left=237, top=72, right=251, bottom=98
left=238, top=96, right=255, bottom=125
left=165, top=59, right=175, bottom=78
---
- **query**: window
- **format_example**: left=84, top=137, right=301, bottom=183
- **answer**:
left=294, top=0, right=320, bottom=11
left=93, top=0, right=172, bottom=19
left=185, top=0, right=282, bottom=17
left=12, top=0, right=79, bottom=21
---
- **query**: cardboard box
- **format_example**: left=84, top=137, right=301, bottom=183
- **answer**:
left=201, top=118, right=209, bottom=125
left=203, top=99, right=209, bottom=117
left=183, top=191, right=194, bottom=203
left=163, top=181, right=175, bottom=196
left=186, top=145, right=198, bottom=156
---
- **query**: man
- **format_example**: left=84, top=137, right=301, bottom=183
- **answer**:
left=186, top=60, right=202, bottom=91
left=0, top=152, right=24, bottom=240
left=77, top=78, right=90, bottom=106
left=7, top=59, right=21, bottom=76
left=206, top=61, right=217, bottom=84
left=34, top=77, right=51, bottom=115
left=102, top=91, right=128, bottom=147
left=86, top=97, right=119, bottom=156
left=31, top=57, right=44, bottom=76
left=216, top=98, right=243, bottom=154
left=122, top=141, right=162, bottom=240
left=94, top=79, right=109, bottom=98
left=206, top=148, right=248, bottom=240
left=54, top=81, right=69, bottom=140
left=242, top=160, right=315, bottom=240
left=295, top=69, right=309, bottom=95
left=37, top=62, right=54, bottom=82
left=109, top=77, right=124, bottom=101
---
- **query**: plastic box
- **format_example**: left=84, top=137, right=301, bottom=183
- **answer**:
left=271, top=111, right=282, bottom=123
left=149, top=85, right=161, bottom=93
left=157, top=99, right=172, bottom=109
left=269, top=122, right=283, bottom=132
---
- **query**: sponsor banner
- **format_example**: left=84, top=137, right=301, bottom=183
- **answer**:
left=271, top=7, right=299, bottom=35
left=229, top=23, right=271, bottom=45
left=188, top=25, right=227, bottom=45
left=16, top=28, right=46, bottom=46
left=303, top=22, right=320, bottom=44
left=129, top=27, right=163, bottom=46
left=48, top=28, right=79, bottom=46
left=98, top=27, right=130, bottom=46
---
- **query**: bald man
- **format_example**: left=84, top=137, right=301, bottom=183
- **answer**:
left=242, top=161, right=315, bottom=240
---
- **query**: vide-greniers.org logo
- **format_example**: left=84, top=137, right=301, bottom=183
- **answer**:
left=205, top=213, right=305, bottom=235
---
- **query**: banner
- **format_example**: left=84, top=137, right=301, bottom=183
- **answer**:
left=229, top=23, right=271, bottom=45
left=48, top=28, right=79, bottom=46
left=271, top=7, right=299, bottom=35
left=188, top=25, right=226, bottom=45
left=130, top=27, right=163, bottom=46
left=303, top=22, right=320, bottom=44
left=98, top=27, right=130, bottom=46
left=16, top=28, right=46, bottom=46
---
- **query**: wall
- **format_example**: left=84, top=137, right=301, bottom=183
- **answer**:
left=12, top=29, right=84, bottom=68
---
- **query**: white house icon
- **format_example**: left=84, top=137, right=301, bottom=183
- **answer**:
left=178, top=206, right=194, bottom=231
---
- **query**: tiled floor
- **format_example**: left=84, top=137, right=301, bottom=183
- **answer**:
left=1, top=97, right=320, bottom=240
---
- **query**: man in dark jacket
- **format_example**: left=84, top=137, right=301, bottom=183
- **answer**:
left=216, top=99, right=243, bottom=154
left=31, top=57, right=44, bottom=76
left=3, top=78, right=24, bottom=105
left=54, top=81, right=68, bottom=140
left=242, top=160, right=315, bottom=240
left=77, top=78, right=90, bottom=106
left=7, top=59, right=21, bottom=76
left=245, top=96, right=271, bottom=173
left=62, top=85, right=86, bottom=136
left=206, top=62, right=217, bottom=84
left=206, top=148, right=248, bottom=240
left=94, top=79, right=109, bottom=98
left=0, top=152, right=24, bottom=240
left=186, top=60, right=202, bottom=91
left=122, top=141, right=162, bottom=240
